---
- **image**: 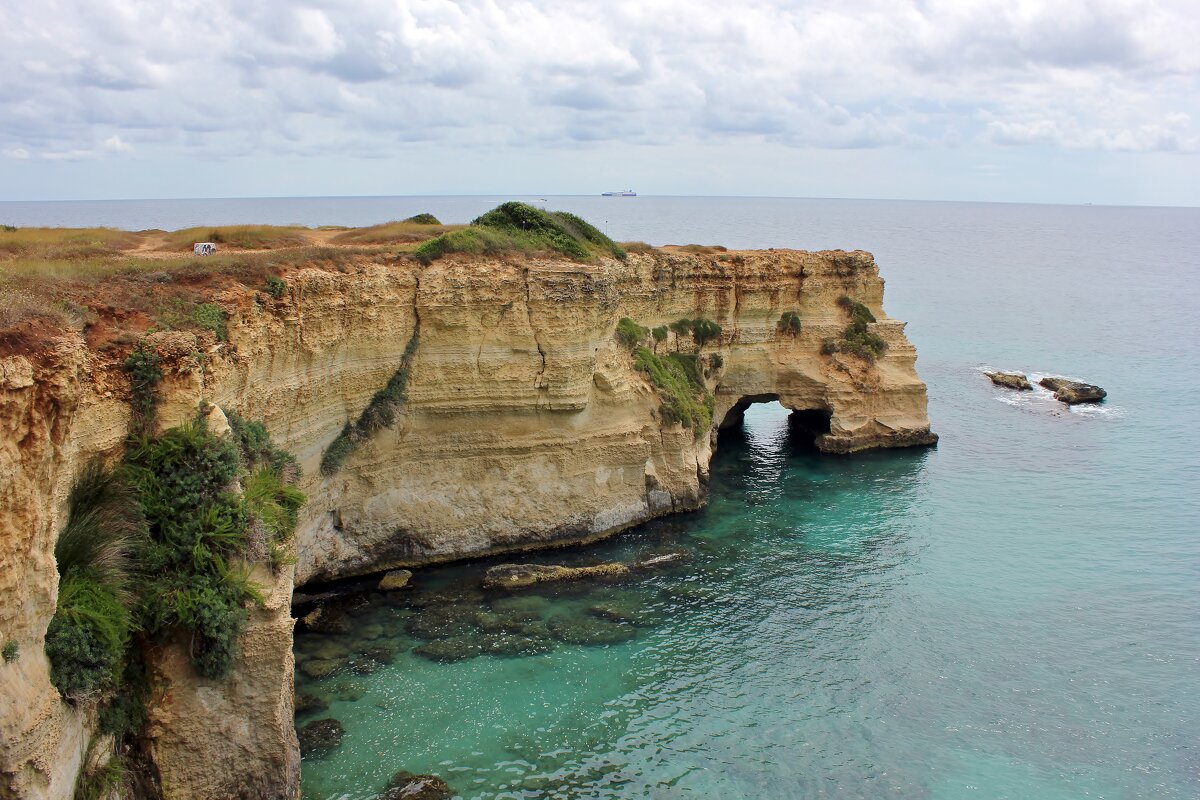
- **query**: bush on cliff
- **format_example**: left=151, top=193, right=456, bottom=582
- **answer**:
left=616, top=318, right=648, bottom=350
left=633, top=347, right=714, bottom=433
left=403, top=213, right=441, bottom=225
left=822, top=296, right=887, bottom=362
left=413, top=202, right=624, bottom=263
left=778, top=311, right=802, bottom=336
left=45, top=460, right=142, bottom=700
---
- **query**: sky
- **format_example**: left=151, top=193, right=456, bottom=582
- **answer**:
left=1, top=0, right=1198, bottom=205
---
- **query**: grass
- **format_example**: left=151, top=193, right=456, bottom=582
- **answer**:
left=616, top=317, right=648, bottom=350
left=633, top=347, right=715, bottom=433
left=321, top=328, right=420, bottom=475
left=158, top=225, right=309, bottom=252
left=330, top=220, right=456, bottom=246
left=414, top=202, right=625, bottom=263
left=0, top=227, right=140, bottom=260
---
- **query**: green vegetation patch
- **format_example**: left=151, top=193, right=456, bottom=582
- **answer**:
left=615, top=317, right=649, bottom=350
left=633, top=347, right=715, bottom=433
left=2, top=641, right=17, bottom=663
left=403, top=213, right=442, bottom=225
left=667, top=317, right=722, bottom=348
left=778, top=311, right=802, bottom=336
left=822, top=296, right=887, bottom=362
left=414, top=202, right=624, bottom=263
left=321, top=328, right=420, bottom=475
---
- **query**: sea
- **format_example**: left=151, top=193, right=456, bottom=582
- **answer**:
left=4, top=196, right=1197, bottom=799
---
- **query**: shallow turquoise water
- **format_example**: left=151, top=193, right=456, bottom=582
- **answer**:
left=277, top=199, right=1199, bottom=799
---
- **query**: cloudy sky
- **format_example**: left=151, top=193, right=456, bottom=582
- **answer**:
left=2, top=0, right=1198, bottom=205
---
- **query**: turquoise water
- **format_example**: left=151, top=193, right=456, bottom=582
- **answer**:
left=10, top=195, right=1192, bottom=799
left=284, top=199, right=1200, bottom=800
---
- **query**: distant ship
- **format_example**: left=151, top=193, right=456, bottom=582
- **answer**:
left=601, top=189, right=637, bottom=196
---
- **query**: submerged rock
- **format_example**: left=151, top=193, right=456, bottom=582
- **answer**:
left=483, top=562, right=630, bottom=590
left=413, top=638, right=481, bottom=663
left=588, top=603, right=643, bottom=625
left=300, top=606, right=351, bottom=635
left=634, top=549, right=691, bottom=569
left=985, top=371, right=1033, bottom=391
left=1040, top=377, right=1107, bottom=404
left=382, top=771, right=452, bottom=800
left=294, top=692, right=328, bottom=716
left=378, top=569, right=413, bottom=591
left=298, top=718, right=345, bottom=759
left=547, top=615, right=637, bottom=646
left=298, top=658, right=345, bottom=680
left=405, top=604, right=482, bottom=640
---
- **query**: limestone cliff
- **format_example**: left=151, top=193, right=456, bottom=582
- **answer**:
left=0, top=246, right=933, bottom=799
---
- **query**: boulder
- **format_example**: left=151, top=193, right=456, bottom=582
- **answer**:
left=985, top=371, right=1032, bottom=391
left=1039, top=377, right=1107, bottom=404
left=294, top=692, right=328, bottom=716
left=298, top=718, right=345, bottom=759
left=382, top=771, right=453, bottom=800
left=298, top=657, right=344, bottom=680
left=482, top=562, right=630, bottom=590
left=378, top=569, right=413, bottom=591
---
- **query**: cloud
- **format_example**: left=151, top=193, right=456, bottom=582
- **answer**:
left=0, top=0, right=1198, bottom=165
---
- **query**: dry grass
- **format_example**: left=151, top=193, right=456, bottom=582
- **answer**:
left=330, top=221, right=458, bottom=246
left=0, top=288, right=93, bottom=329
left=620, top=241, right=657, bottom=254
left=158, top=225, right=310, bottom=252
left=0, top=227, right=142, bottom=260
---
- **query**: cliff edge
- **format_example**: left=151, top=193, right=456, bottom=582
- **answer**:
left=0, top=228, right=934, bottom=799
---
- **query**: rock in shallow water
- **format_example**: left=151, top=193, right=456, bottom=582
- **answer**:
left=985, top=371, right=1033, bottom=390
left=483, top=562, right=630, bottom=590
left=1039, top=377, right=1107, bottom=404
left=378, top=569, right=413, bottom=591
left=547, top=615, right=637, bottom=645
left=381, top=771, right=452, bottom=800
left=298, top=718, right=344, bottom=759
left=294, top=692, right=328, bottom=716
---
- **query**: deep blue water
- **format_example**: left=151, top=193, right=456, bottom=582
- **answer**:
left=6, top=196, right=1198, bottom=798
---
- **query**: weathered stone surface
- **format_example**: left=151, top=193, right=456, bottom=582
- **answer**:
left=985, top=371, right=1033, bottom=391
left=1040, top=377, right=1107, bottom=404
left=482, top=563, right=631, bottom=590
left=1, top=246, right=935, bottom=798
left=378, top=569, right=413, bottom=591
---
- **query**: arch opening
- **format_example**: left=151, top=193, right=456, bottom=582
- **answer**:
left=718, top=395, right=832, bottom=451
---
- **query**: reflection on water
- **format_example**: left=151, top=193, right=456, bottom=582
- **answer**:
left=295, top=403, right=934, bottom=799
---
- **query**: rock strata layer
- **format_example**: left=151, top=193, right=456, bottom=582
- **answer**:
left=1, top=246, right=934, bottom=799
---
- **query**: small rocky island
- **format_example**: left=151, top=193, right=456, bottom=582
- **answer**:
left=986, top=371, right=1106, bottom=405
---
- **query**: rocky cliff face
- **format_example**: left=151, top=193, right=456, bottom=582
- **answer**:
left=0, top=246, right=933, bottom=799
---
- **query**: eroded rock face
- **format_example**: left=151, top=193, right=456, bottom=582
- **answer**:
left=1040, top=377, right=1107, bottom=404
left=986, top=371, right=1033, bottom=391
left=0, top=247, right=934, bottom=798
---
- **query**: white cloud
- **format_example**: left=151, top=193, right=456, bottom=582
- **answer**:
left=1, top=0, right=1198, bottom=165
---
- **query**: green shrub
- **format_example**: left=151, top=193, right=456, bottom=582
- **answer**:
left=264, top=276, right=286, bottom=299
left=2, top=640, right=17, bottom=663
left=124, top=345, right=162, bottom=435
left=414, top=202, right=622, bottom=263
left=45, top=576, right=131, bottom=699
left=615, top=318, right=648, bottom=350
left=778, top=311, right=802, bottom=336
left=403, top=213, right=441, bottom=225
left=825, top=297, right=886, bottom=362
left=243, top=466, right=305, bottom=542
left=690, top=318, right=722, bottom=348
left=320, top=424, right=356, bottom=476
left=709, top=354, right=724, bottom=371
left=668, top=319, right=693, bottom=336
left=191, top=303, right=228, bottom=341
left=633, top=347, right=715, bottom=433
left=652, top=326, right=667, bottom=343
